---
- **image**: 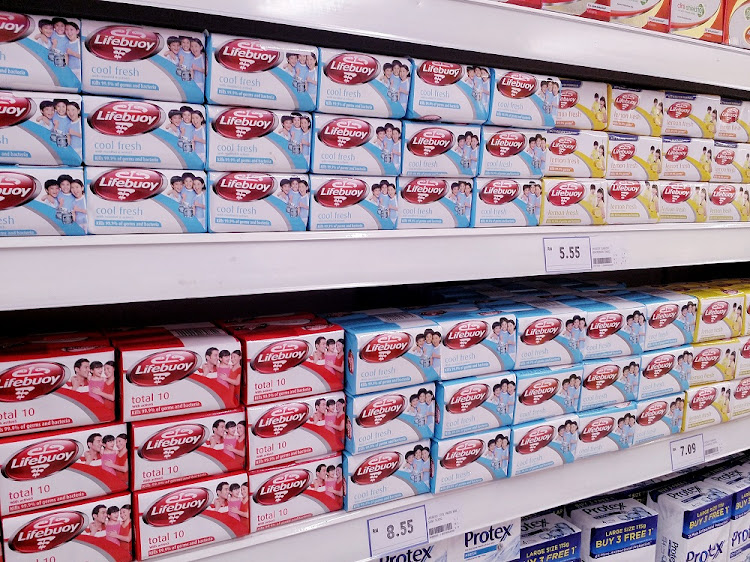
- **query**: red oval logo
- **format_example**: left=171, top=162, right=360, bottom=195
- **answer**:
left=0, top=362, right=68, bottom=402
left=446, top=383, right=490, bottom=414
left=89, top=100, right=165, bottom=136
left=351, top=451, right=401, bottom=485
left=0, top=12, right=31, bottom=43
left=667, top=101, right=692, bottom=120
left=360, top=333, right=411, bottom=364
left=608, top=180, right=641, bottom=201
left=549, top=136, right=577, bottom=156
left=314, top=178, right=368, bottom=208
left=214, top=39, right=281, bottom=73
left=417, top=61, right=462, bottom=86
left=317, top=117, right=373, bottom=149
left=690, top=387, right=718, bottom=410
left=2, top=439, right=81, bottom=481
left=694, top=347, right=722, bottom=370
left=212, top=107, right=277, bottom=140
left=0, top=93, right=33, bottom=128
left=610, top=143, right=636, bottom=161
left=126, top=350, right=201, bottom=387
left=0, top=171, right=40, bottom=211
left=516, top=425, right=554, bottom=454
left=559, top=89, right=578, bottom=110
left=440, top=439, right=484, bottom=469
left=486, top=131, right=526, bottom=158
left=401, top=178, right=447, bottom=205
left=138, top=424, right=207, bottom=462
left=662, top=183, right=692, bottom=203
left=614, top=93, right=639, bottom=112
left=445, top=320, right=488, bottom=350
left=637, top=401, right=668, bottom=426
left=665, top=144, right=689, bottom=162
left=587, top=313, right=624, bottom=339
left=497, top=72, right=536, bottom=99
left=10, top=511, right=85, bottom=553
left=90, top=168, right=165, bottom=202
left=85, top=25, right=162, bottom=62
left=143, top=487, right=211, bottom=527
left=721, top=107, right=739, bottom=124
left=253, top=402, right=310, bottom=437
left=251, top=339, right=309, bottom=374
left=324, top=53, right=380, bottom=85
left=213, top=173, right=275, bottom=202
left=710, top=185, right=736, bottom=206
left=742, top=339, right=750, bottom=359
left=519, top=377, right=559, bottom=406
left=583, top=365, right=619, bottom=390
left=702, top=301, right=729, bottom=324
left=715, top=149, right=735, bottom=166
left=520, top=318, right=562, bottom=345
left=253, top=469, right=310, bottom=505
left=735, top=378, right=750, bottom=400
left=357, top=395, right=406, bottom=428
left=407, top=127, right=454, bottom=157
left=580, top=416, right=614, bottom=443
left=649, top=304, right=679, bottom=329
left=479, top=179, right=520, bottom=205
left=546, top=181, right=585, bottom=206
left=643, top=354, right=676, bottom=379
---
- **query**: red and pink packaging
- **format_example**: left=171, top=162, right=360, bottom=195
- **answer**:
left=249, top=452, right=343, bottom=532
left=130, top=408, right=246, bottom=491
left=246, top=392, right=345, bottom=469
left=133, top=472, right=249, bottom=560
left=2, top=492, right=133, bottom=562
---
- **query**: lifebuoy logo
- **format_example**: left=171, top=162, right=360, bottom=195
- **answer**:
left=486, top=131, right=526, bottom=158
left=714, top=149, right=735, bottom=166
left=317, top=117, right=372, bottom=149
left=440, top=439, right=484, bottom=469
left=643, top=354, right=675, bottom=379
left=351, top=452, right=401, bottom=484
left=253, top=402, right=310, bottom=437
left=549, top=136, right=577, bottom=156
left=324, top=53, right=380, bottom=85
left=693, top=347, right=721, bottom=370
left=359, top=333, right=411, bottom=364
left=665, top=144, right=689, bottom=162
left=614, top=92, right=639, bottom=111
left=667, top=101, right=692, bottom=120
left=702, top=301, right=729, bottom=324
left=315, top=178, right=368, bottom=208
left=2, top=439, right=81, bottom=481
left=559, top=89, right=578, bottom=109
left=444, top=320, right=488, bottom=350
left=138, top=424, right=207, bottom=462
left=710, top=185, right=736, bottom=206
left=126, top=350, right=201, bottom=387
left=519, top=378, right=558, bottom=406
left=213, top=173, right=275, bottom=202
left=417, top=61, right=462, bottom=86
left=546, top=181, right=585, bottom=206
left=583, top=364, right=619, bottom=390
left=515, top=425, right=554, bottom=454
left=610, top=144, right=636, bottom=162
left=88, top=101, right=165, bottom=136
left=10, top=511, right=86, bottom=553
left=0, top=93, right=33, bottom=128
left=690, top=387, right=717, bottom=411
left=720, top=107, right=739, bottom=123
left=446, top=383, right=490, bottom=414
left=143, top=487, right=211, bottom=527
left=608, top=180, right=640, bottom=201
left=90, top=168, right=166, bottom=202
left=479, top=179, right=520, bottom=205
left=0, top=362, right=68, bottom=402
left=0, top=172, right=39, bottom=211
left=212, top=107, right=277, bottom=140
left=406, top=127, right=454, bottom=157
left=587, top=313, right=624, bottom=339
left=400, top=178, right=447, bottom=205
left=580, top=416, right=614, bottom=443
left=521, top=318, right=562, bottom=345
left=214, top=39, right=281, bottom=72
left=85, top=25, right=162, bottom=62
left=661, top=183, right=692, bottom=203
left=357, top=395, right=406, bottom=427
left=649, top=304, right=679, bottom=329
left=497, top=72, right=536, bottom=99
left=251, top=340, right=309, bottom=374
left=637, top=401, right=668, bottom=426
left=735, top=377, right=750, bottom=400
left=254, top=469, right=310, bottom=505
left=0, top=12, right=31, bottom=43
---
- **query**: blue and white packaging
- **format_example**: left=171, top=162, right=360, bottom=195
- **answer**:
left=345, top=383, right=435, bottom=454
left=479, top=126, right=546, bottom=178
left=397, top=177, right=472, bottom=228
left=580, top=356, right=640, bottom=411
left=85, top=167, right=207, bottom=234
left=514, top=301, right=587, bottom=369
left=312, top=114, right=401, bottom=176
left=343, top=439, right=431, bottom=511
left=407, top=60, right=491, bottom=124
left=308, top=175, right=397, bottom=230
left=81, top=21, right=205, bottom=102
left=488, top=71, right=560, bottom=129
left=0, top=166, right=85, bottom=236
left=704, top=465, right=750, bottom=562
left=520, top=513, right=582, bottom=562
left=617, top=288, right=695, bottom=350
left=458, top=520, right=521, bottom=562
left=576, top=402, right=636, bottom=460
left=83, top=96, right=206, bottom=169
left=510, top=414, right=578, bottom=477
left=0, top=12, right=81, bottom=92
left=633, top=392, right=685, bottom=445
left=515, top=365, right=582, bottom=425
left=471, top=178, right=542, bottom=227
left=435, top=373, right=517, bottom=438
left=207, top=34, right=318, bottom=111
left=638, top=346, right=692, bottom=400
left=318, top=49, right=410, bottom=119
left=431, top=427, right=511, bottom=493
left=571, top=294, right=647, bottom=359
left=401, top=121, right=481, bottom=177
left=206, top=105, right=310, bottom=172
left=208, top=171, right=309, bottom=232
left=0, top=90, right=82, bottom=165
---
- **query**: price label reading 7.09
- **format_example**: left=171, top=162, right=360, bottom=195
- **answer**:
left=367, top=505, right=429, bottom=557
left=543, top=237, right=593, bottom=273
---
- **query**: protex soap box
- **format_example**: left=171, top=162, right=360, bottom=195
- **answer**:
left=0, top=166, right=86, bottom=236
left=555, top=80, right=608, bottom=131
left=309, top=175, right=398, bottom=230
left=610, top=0, right=671, bottom=31
left=0, top=12, right=81, bottom=92
left=113, top=323, right=241, bottom=421
left=208, top=171, right=309, bottom=232
left=731, top=376, right=750, bottom=418
left=657, top=180, right=701, bottom=222
left=693, top=288, right=745, bottom=341
left=670, top=0, right=724, bottom=41
left=638, top=346, right=692, bottom=399
left=312, top=114, right=401, bottom=176
left=711, top=141, right=750, bottom=183
left=514, top=365, right=582, bottom=424
left=544, top=129, right=607, bottom=178
left=489, top=71, right=560, bottom=129
left=661, top=136, right=713, bottom=181
left=206, top=105, right=310, bottom=172
left=401, top=121, right=480, bottom=177
left=435, top=373, right=516, bottom=438
left=431, top=427, right=511, bottom=493
left=684, top=382, right=732, bottom=431
left=580, top=356, right=639, bottom=411
left=84, top=96, right=206, bottom=169
left=2, top=492, right=132, bottom=562
left=246, top=392, right=345, bottom=469
left=0, top=91, right=82, bottom=165
left=130, top=408, right=246, bottom=491
left=407, top=60, right=491, bottom=124
left=248, top=452, right=343, bottom=531
left=704, top=465, right=750, bottom=561
left=472, top=178, right=542, bottom=227
left=633, top=392, right=685, bottom=445
left=521, top=513, right=582, bottom=562
left=540, top=178, right=608, bottom=225
left=318, top=49, right=410, bottom=119
left=206, top=34, right=318, bottom=111
left=621, top=288, right=695, bottom=350
left=716, top=99, right=750, bottom=142
left=576, top=402, right=636, bottom=460
left=81, top=22, right=205, bottom=103
left=134, top=472, right=249, bottom=560
left=691, top=339, right=740, bottom=386
left=607, top=180, right=660, bottom=223
left=479, top=127, right=546, bottom=178
left=343, top=439, right=431, bottom=511
left=397, top=177, right=472, bottom=228
left=514, top=301, right=587, bottom=369
left=568, top=498, right=658, bottom=562
left=455, top=520, right=521, bottom=562
left=85, top=167, right=207, bottom=234
left=606, top=134, right=661, bottom=181
left=607, top=86, right=663, bottom=137
left=662, top=92, right=721, bottom=138
left=510, top=414, right=578, bottom=477
left=0, top=422, right=128, bottom=515
left=707, top=183, right=746, bottom=221
left=346, top=383, right=435, bottom=453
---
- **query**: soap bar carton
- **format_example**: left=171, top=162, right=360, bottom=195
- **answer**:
left=407, top=60, right=491, bottom=124
left=633, top=392, right=685, bottom=445
left=716, top=99, right=750, bottom=142
left=606, top=180, right=660, bottom=223
left=660, top=136, right=712, bottom=182
left=607, top=86, right=663, bottom=137
left=684, top=382, right=732, bottom=431
left=662, top=92, right=720, bottom=138
left=711, top=141, right=750, bottom=183
left=540, top=178, right=608, bottom=225
left=610, top=0, right=671, bottom=32
left=707, top=182, right=746, bottom=221
left=509, top=415, right=578, bottom=477
left=308, top=175, right=398, bottom=230
left=555, top=80, right=608, bottom=131
left=206, top=34, right=318, bottom=111
left=574, top=294, right=648, bottom=358
left=638, top=345, right=692, bottom=399
left=397, top=177, right=472, bottom=228
left=401, top=121, right=480, bottom=177
left=692, top=288, right=745, bottom=341
left=471, top=178, right=541, bottom=227
left=737, top=335, right=750, bottom=377
left=606, top=134, right=661, bottom=181
left=543, top=0, right=610, bottom=20
left=731, top=376, right=750, bottom=418
left=576, top=401, right=636, bottom=460
left=514, top=365, right=582, bottom=425
left=81, top=21, right=205, bottom=103
left=691, top=339, right=740, bottom=386
left=514, top=301, right=587, bottom=369
left=656, top=180, right=702, bottom=222
left=521, top=513, right=581, bottom=562
left=449, top=519, right=521, bottom=562
left=479, top=127, right=546, bottom=178
left=580, top=356, right=639, bottom=411
left=703, top=465, right=750, bottom=561
left=618, top=288, right=695, bottom=350
left=488, top=71, right=560, bottom=129
left=670, top=0, right=724, bottom=41
left=544, top=128, right=608, bottom=178
left=725, top=0, right=750, bottom=49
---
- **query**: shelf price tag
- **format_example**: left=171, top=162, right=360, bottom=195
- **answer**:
left=367, top=505, right=429, bottom=557
left=543, top=237, right=593, bottom=273
left=670, top=434, right=705, bottom=471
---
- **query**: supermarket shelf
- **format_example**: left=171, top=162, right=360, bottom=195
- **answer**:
left=157, top=416, right=749, bottom=562
left=2, top=222, right=750, bottom=311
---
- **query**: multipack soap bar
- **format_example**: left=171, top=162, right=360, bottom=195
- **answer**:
left=607, top=86, right=663, bottom=137
left=488, top=71, right=560, bottom=129
left=397, top=177, right=472, bottom=228
left=308, top=175, right=398, bottom=230
left=471, top=178, right=541, bottom=227
left=715, top=98, right=750, bottom=142
left=555, top=80, right=608, bottom=130
left=401, top=121, right=480, bottom=177
left=633, top=392, right=685, bottom=445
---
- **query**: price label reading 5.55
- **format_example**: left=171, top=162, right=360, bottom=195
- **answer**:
left=367, top=505, right=429, bottom=557
left=543, top=237, right=593, bottom=273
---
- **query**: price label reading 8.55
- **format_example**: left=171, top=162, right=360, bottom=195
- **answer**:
left=543, top=237, right=593, bottom=273
left=367, top=505, right=429, bottom=557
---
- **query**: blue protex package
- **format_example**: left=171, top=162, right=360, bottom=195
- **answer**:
left=521, top=512, right=581, bottom=562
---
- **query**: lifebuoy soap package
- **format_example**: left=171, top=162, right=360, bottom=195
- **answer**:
left=346, top=382, right=435, bottom=454
left=606, top=180, right=660, bottom=224
left=703, top=465, right=750, bottom=562
left=540, top=178, right=608, bottom=226
left=555, top=80, right=608, bottom=131
left=396, top=177, right=472, bottom=228
left=318, top=49, right=410, bottom=119
left=618, top=288, right=695, bottom=350
left=716, top=99, right=750, bottom=142
left=657, top=180, right=701, bottom=222
left=83, top=96, right=206, bottom=169
left=308, top=175, right=398, bottom=230
left=707, top=183, right=746, bottom=222
left=660, top=136, right=712, bottom=182
left=0, top=422, right=129, bottom=515
left=81, top=22, right=205, bottom=103
left=343, top=439, right=431, bottom=511
left=488, top=71, right=560, bottom=129
left=731, top=376, right=750, bottom=418
left=670, top=0, right=724, bottom=42
left=113, top=323, right=241, bottom=422
left=514, top=365, right=582, bottom=424
left=633, top=392, right=685, bottom=445
left=0, top=166, right=87, bottom=236
left=401, top=121, right=481, bottom=177
left=134, top=472, right=249, bottom=560
left=690, top=339, right=740, bottom=386
left=607, top=86, right=663, bottom=137
left=662, top=92, right=721, bottom=138
left=576, top=401, right=636, bottom=460
left=248, top=452, right=343, bottom=532
left=479, top=127, right=546, bottom=179
left=606, top=135, right=661, bottom=181
left=514, top=301, right=588, bottom=369
left=471, top=178, right=542, bottom=227
left=407, top=60, right=492, bottom=124
left=579, top=356, right=640, bottom=411
left=711, top=141, right=750, bottom=183
left=0, top=12, right=81, bottom=92
left=2, top=492, right=132, bottom=562
left=691, top=288, right=745, bottom=342
left=206, top=34, right=318, bottom=111
left=509, top=414, right=578, bottom=477
left=130, top=408, right=246, bottom=491
left=736, top=336, right=750, bottom=377
left=610, top=0, right=671, bottom=32
left=637, top=346, right=692, bottom=399
left=683, top=382, right=732, bottom=431
left=521, top=512, right=582, bottom=562
left=544, top=129, right=608, bottom=178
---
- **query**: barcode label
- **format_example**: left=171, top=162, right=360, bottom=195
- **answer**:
left=429, top=522, right=452, bottom=536
left=170, top=327, right=223, bottom=337
left=593, top=257, right=613, bottom=264
left=705, top=447, right=719, bottom=456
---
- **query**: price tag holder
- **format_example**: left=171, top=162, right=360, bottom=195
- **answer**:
left=543, top=237, right=593, bottom=273
left=367, top=505, right=429, bottom=558
left=670, top=434, right=705, bottom=471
